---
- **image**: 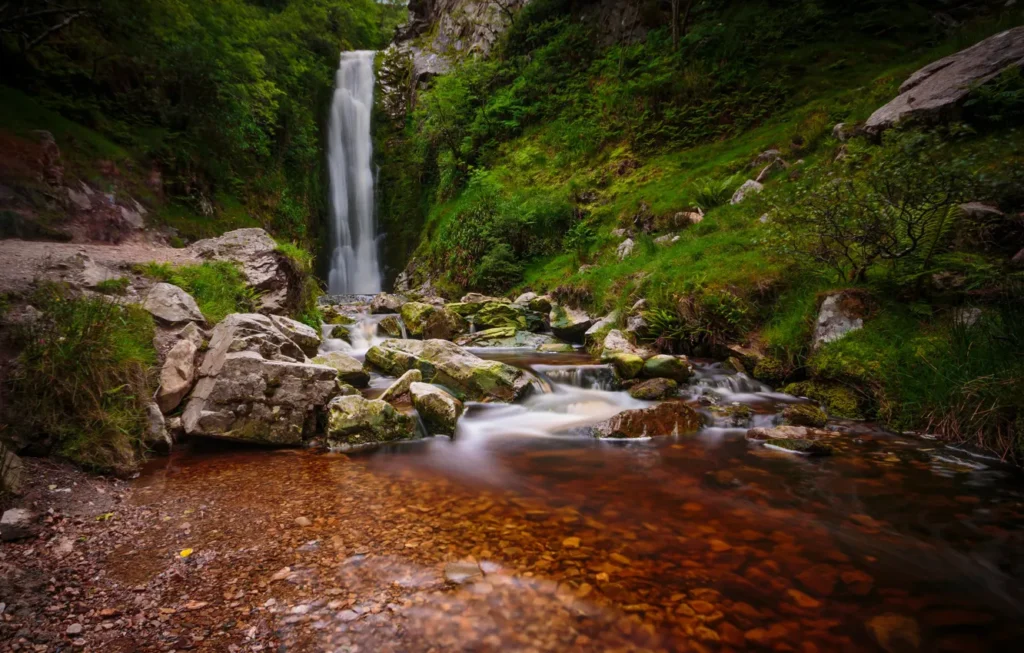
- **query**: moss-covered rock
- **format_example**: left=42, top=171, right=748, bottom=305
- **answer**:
left=326, top=395, right=416, bottom=448
left=527, top=295, right=553, bottom=314
left=378, top=315, right=405, bottom=338
left=365, top=339, right=530, bottom=402
left=607, top=352, right=644, bottom=380
left=713, top=402, right=754, bottom=427
left=455, top=327, right=556, bottom=348
left=312, top=352, right=370, bottom=388
left=474, top=302, right=543, bottom=331
left=753, top=356, right=790, bottom=386
left=628, top=377, right=679, bottom=400
left=642, top=355, right=693, bottom=382
left=421, top=307, right=468, bottom=340
left=410, top=382, right=463, bottom=435
left=783, top=403, right=828, bottom=427
left=380, top=369, right=423, bottom=402
left=537, top=342, right=575, bottom=353
left=782, top=381, right=864, bottom=419
left=400, top=302, right=437, bottom=337
left=549, top=304, right=595, bottom=343
left=764, top=437, right=834, bottom=456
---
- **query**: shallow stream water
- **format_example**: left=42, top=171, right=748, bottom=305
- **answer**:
left=131, top=347, right=1024, bottom=652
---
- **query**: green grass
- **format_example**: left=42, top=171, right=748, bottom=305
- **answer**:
left=5, top=284, right=156, bottom=473
left=95, top=277, right=131, bottom=295
left=136, top=261, right=257, bottom=323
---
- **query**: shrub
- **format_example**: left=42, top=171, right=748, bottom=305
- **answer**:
left=95, top=277, right=130, bottom=295
left=6, top=285, right=156, bottom=473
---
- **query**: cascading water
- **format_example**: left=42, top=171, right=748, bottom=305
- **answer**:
left=327, top=51, right=382, bottom=295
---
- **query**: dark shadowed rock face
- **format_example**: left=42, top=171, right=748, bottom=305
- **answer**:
left=866, top=26, right=1024, bottom=131
left=593, top=402, right=702, bottom=439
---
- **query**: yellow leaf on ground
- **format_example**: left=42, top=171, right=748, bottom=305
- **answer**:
left=180, top=548, right=193, bottom=558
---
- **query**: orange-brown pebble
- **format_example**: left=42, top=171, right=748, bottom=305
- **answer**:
left=787, top=588, right=821, bottom=609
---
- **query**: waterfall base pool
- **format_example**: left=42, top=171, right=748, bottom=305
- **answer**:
left=120, top=348, right=1024, bottom=652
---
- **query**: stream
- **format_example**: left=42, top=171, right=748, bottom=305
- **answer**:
left=130, top=321, right=1024, bottom=652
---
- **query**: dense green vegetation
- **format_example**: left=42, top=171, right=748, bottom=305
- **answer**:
left=7, top=284, right=156, bottom=473
left=136, top=261, right=258, bottom=324
left=381, top=0, right=1024, bottom=460
left=1, top=0, right=405, bottom=245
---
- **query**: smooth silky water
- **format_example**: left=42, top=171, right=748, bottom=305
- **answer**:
left=133, top=342, right=1024, bottom=651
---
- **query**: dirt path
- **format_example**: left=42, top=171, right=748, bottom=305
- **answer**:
left=0, top=239, right=197, bottom=294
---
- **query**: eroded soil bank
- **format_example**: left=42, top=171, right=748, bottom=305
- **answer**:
left=3, top=417, right=1024, bottom=652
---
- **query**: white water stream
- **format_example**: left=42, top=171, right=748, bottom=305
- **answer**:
left=327, top=51, right=382, bottom=295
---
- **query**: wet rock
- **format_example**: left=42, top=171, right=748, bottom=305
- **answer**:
left=455, top=327, right=556, bottom=349
left=189, top=228, right=294, bottom=313
left=410, top=382, right=463, bottom=435
left=514, top=291, right=537, bottom=305
left=782, top=380, right=863, bottom=419
left=144, top=402, right=172, bottom=453
left=730, top=180, right=763, bottom=205
left=713, top=402, right=753, bottom=427
left=370, top=292, right=405, bottom=314
left=796, top=564, right=839, bottom=597
left=182, top=314, right=339, bottom=444
left=365, top=339, right=530, bottom=402
left=156, top=337, right=199, bottom=413
left=641, top=354, right=693, bottom=382
left=782, top=403, right=828, bottom=428
left=607, top=352, right=644, bottom=380
left=746, top=425, right=827, bottom=441
left=527, top=295, right=553, bottom=314
left=143, top=283, right=204, bottom=325
left=549, top=305, right=594, bottom=343
left=421, top=307, right=468, bottom=340
left=1, top=508, right=37, bottom=541
left=400, top=302, right=437, bottom=337
left=866, top=27, right=1024, bottom=132
left=270, top=315, right=320, bottom=357
left=865, top=613, right=921, bottom=653
left=594, top=402, right=702, bottom=439
left=628, top=378, right=678, bottom=400
left=813, top=291, right=867, bottom=348
left=537, top=342, right=575, bottom=353
left=764, top=438, right=834, bottom=456
left=312, top=352, right=370, bottom=388
left=1, top=442, right=25, bottom=495
left=326, top=395, right=416, bottom=447
left=378, top=315, right=405, bottom=338
left=599, top=328, right=649, bottom=359
left=380, top=369, right=423, bottom=402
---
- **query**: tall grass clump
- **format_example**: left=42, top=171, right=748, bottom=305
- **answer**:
left=136, top=261, right=258, bottom=323
left=6, top=285, right=157, bottom=473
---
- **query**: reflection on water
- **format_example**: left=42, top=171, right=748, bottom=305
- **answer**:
left=132, top=348, right=1024, bottom=652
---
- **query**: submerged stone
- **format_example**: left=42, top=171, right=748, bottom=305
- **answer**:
left=764, top=438, right=834, bottom=456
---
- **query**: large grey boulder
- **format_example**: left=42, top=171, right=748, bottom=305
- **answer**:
left=1, top=508, right=36, bottom=542
left=182, top=314, right=339, bottom=444
left=380, top=369, right=423, bottom=402
left=400, top=301, right=437, bottom=337
left=155, top=336, right=199, bottom=413
left=549, top=305, right=594, bottom=343
left=370, top=292, right=405, bottom=314
left=599, top=329, right=650, bottom=359
left=365, top=339, right=530, bottom=402
left=812, top=291, right=867, bottom=349
left=144, top=403, right=172, bottom=453
left=867, top=27, right=1024, bottom=132
left=326, top=395, right=416, bottom=448
left=410, top=382, right=463, bottom=435
left=189, top=228, right=293, bottom=312
left=731, top=180, right=764, bottom=205
left=143, top=283, right=204, bottom=325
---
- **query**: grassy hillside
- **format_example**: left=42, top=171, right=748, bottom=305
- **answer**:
left=379, top=0, right=1024, bottom=460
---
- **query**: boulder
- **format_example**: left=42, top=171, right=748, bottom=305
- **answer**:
left=594, top=402, right=702, bottom=439
left=628, top=378, right=679, bottom=400
left=400, top=301, right=437, bottom=337
left=460, top=292, right=508, bottom=307
left=866, top=27, right=1024, bottom=132
left=410, top=382, right=463, bottom=435
left=764, top=438, right=834, bottom=456
left=326, top=395, right=416, bottom=448
left=312, top=351, right=370, bottom=388
left=380, top=369, right=423, bottom=402
left=421, top=307, right=468, bottom=340
left=474, top=302, right=543, bottom=331
left=182, top=314, right=339, bottom=444
left=599, top=329, right=649, bottom=359
left=607, top=352, right=644, bottom=380
left=617, top=238, right=635, bottom=260
left=189, top=228, right=293, bottom=312
left=515, top=291, right=538, bottom=305
left=625, top=313, right=648, bottom=336
left=537, top=342, right=576, bottom=353
left=370, top=292, right=405, bottom=314
left=813, top=291, right=867, bottom=349
left=1, top=442, right=24, bottom=495
left=378, top=315, right=406, bottom=338
left=0, top=508, right=37, bottom=542
left=155, top=337, right=199, bottom=413
left=585, top=311, right=620, bottom=342
left=365, top=339, right=530, bottom=402
left=642, top=355, right=693, bottom=382
left=455, top=327, right=556, bottom=349
left=746, top=425, right=829, bottom=441
left=144, top=402, right=172, bottom=453
left=730, top=180, right=764, bottom=205
left=783, top=404, right=828, bottom=428
left=654, top=234, right=681, bottom=246
left=270, top=315, right=320, bottom=357
left=549, top=305, right=594, bottom=343
left=527, top=295, right=553, bottom=314
left=143, top=283, right=204, bottom=325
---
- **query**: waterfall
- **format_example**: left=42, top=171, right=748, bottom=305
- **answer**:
left=327, top=51, right=382, bottom=295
